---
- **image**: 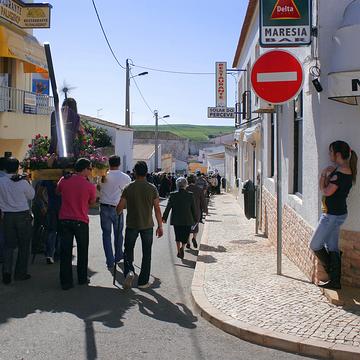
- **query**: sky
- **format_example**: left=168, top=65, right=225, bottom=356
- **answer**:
left=35, top=0, right=247, bottom=127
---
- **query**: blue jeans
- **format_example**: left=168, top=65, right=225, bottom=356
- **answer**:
left=0, top=218, right=4, bottom=262
left=100, top=205, right=124, bottom=267
left=124, top=228, right=153, bottom=286
left=310, top=213, right=347, bottom=253
left=46, top=209, right=60, bottom=258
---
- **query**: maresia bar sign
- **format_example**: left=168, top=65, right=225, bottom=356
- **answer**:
left=260, top=0, right=312, bottom=47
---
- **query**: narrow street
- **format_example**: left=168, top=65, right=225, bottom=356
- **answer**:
left=0, top=201, right=311, bottom=360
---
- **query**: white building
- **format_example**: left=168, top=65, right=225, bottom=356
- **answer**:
left=133, top=143, right=161, bottom=173
left=232, top=0, right=360, bottom=288
left=81, top=115, right=134, bottom=172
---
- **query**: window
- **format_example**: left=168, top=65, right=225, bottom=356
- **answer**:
left=293, top=91, right=303, bottom=194
left=270, top=113, right=275, bottom=178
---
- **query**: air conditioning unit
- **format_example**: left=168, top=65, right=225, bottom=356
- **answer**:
left=253, top=98, right=275, bottom=113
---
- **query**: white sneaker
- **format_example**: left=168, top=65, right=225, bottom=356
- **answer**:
left=123, top=271, right=134, bottom=289
left=46, top=257, right=54, bottom=264
left=138, top=282, right=151, bottom=289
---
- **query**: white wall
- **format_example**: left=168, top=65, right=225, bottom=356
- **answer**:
left=235, top=0, right=360, bottom=231
left=87, top=120, right=134, bottom=172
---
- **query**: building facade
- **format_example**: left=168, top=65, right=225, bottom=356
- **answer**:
left=0, top=0, right=53, bottom=160
left=233, top=0, right=360, bottom=287
left=80, top=115, right=134, bottom=172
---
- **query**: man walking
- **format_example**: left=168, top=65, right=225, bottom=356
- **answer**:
left=98, top=155, right=131, bottom=269
left=116, top=161, right=163, bottom=289
left=57, top=158, right=96, bottom=290
left=0, top=157, right=34, bottom=284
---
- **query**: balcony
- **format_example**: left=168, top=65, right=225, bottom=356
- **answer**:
left=0, top=86, right=54, bottom=116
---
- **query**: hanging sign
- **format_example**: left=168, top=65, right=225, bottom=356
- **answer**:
left=215, top=62, right=227, bottom=107
left=0, top=0, right=52, bottom=29
left=259, top=0, right=312, bottom=47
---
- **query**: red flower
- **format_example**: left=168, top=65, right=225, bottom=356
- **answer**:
left=35, top=134, right=41, bottom=139
left=28, top=144, right=33, bottom=148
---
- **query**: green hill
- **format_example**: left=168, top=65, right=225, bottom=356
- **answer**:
left=132, top=124, right=234, bottom=142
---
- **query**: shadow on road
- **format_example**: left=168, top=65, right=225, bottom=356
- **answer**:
left=0, top=261, right=198, bottom=360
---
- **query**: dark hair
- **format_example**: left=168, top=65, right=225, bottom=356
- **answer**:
left=5, top=157, right=19, bottom=174
left=109, top=155, right=120, bottom=168
left=187, top=174, right=196, bottom=184
left=330, top=140, right=357, bottom=183
left=0, top=157, right=7, bottom=171
left=74, top=158, right=91, bottom=172
left=133, top=161, right=148, bottom=177
left=62, top=97, right=78, bottom=114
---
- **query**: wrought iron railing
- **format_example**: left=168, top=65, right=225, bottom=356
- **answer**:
left=0, top=86, right=54, bottom=115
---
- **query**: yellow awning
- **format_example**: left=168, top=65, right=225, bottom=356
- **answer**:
left=0, top=25, right=48, bottom=73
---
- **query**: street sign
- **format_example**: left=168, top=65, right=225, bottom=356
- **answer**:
left=215, top=62, right=227, bottom=107
left=251, top=50, right=303, bottom=105
left=259, top=0, right=312, bottom=47
left=207, top=107, right=235, bottom=118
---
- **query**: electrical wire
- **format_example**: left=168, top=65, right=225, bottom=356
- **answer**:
left=91, top=0, right=125, bottom=69
left=130, top=69, right=192, bottom=138
left=132, top=64, right=214, bottom=75
left=130, top=70, right=154, bottom=115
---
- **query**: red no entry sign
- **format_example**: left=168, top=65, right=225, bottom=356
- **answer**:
left=251, top=50, right=303, bottom=104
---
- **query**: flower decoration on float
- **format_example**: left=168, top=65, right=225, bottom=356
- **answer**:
left=22, top=130, right=108, bottom=171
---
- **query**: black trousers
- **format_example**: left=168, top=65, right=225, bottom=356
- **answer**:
left=59, top=220, right=89, bottom=287
left=2, top=211, right=32, bottom=277
left=124, top=228, right=153, bottom=286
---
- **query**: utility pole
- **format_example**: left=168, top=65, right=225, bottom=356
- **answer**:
left=125, top=58, right=130, bottom=127
left=154, top=110, right=159, bottom=171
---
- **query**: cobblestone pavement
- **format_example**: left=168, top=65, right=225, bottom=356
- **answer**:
left=201, top=193, right=360, bottom=348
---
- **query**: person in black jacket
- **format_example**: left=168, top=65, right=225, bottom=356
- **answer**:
left=162, top=177, right=196, bottom=259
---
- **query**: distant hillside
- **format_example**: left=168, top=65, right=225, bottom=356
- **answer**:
left=132, top=124, right=234, bottom=142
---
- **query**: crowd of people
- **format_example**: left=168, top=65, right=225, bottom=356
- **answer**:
left=0, top=154, right=224, bottom=290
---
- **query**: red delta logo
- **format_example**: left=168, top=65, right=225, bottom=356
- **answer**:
left=271, top=0, right=301, bottom=20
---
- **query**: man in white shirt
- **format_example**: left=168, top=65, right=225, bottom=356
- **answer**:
left=98, top=155, right=131, bottom=269
left=0, top=157, right=35, bottom=284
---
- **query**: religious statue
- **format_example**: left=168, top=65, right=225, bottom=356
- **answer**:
left=49, top=97, right=81, bottom=159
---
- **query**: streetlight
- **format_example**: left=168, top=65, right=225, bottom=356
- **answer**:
left=96, top=108, right=103, bottom=118
left=154, top=111, right=170, bottom=171
left=125, top=58, right=148, bottom=127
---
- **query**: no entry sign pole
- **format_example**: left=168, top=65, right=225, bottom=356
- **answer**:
left=275, top=104, right=282, bottom=275
left=250, top=50, right=304, bottom=276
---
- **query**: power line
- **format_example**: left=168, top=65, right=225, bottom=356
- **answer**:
left=130, top=70, right=192, bottom=138
left=130, top=69, right=154, bottom=115
left=91, top=0, right=125, bottom=69
left=133, top=64, right=214, bottom=75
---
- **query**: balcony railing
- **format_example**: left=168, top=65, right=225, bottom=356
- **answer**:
left=0, top=86, right=54, bottom=116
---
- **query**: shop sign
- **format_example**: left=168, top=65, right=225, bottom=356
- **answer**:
left=259, top=0, right=312, bottom=47
left=216, top=62, right=227, bottom=107
left=207, top=107, right=235, bottom=118
left=0, top=0, right=51, bottom=29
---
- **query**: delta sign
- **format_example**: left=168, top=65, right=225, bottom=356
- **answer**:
left=260, top=0, right=312, bottom=47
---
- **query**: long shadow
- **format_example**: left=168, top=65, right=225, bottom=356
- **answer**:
left=199, top=244, right=227, bottom=253
left=0, top=262, right=199, bottom=359
left=173, top=258, right=196, bottom=269
left=135, top=288, right=197, bottom=329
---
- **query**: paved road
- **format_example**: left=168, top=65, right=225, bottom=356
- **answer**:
left=0, top=203, right=312, bottom=360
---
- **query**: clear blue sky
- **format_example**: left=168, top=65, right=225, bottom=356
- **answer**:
left=35, top=0, right=247, bottom=127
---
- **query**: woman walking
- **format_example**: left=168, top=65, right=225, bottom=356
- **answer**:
left=310, top=141, right=357, bottom=289
left=186, top=174, right=206, bottom=249
left=162, top=177, right=196, bottom=259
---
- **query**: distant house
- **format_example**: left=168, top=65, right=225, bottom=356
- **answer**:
left=80, top=115, right=133, bottom=172
left=134, top=131, right=189, bottom=162
left=133, top=143, right=161, bottom=173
